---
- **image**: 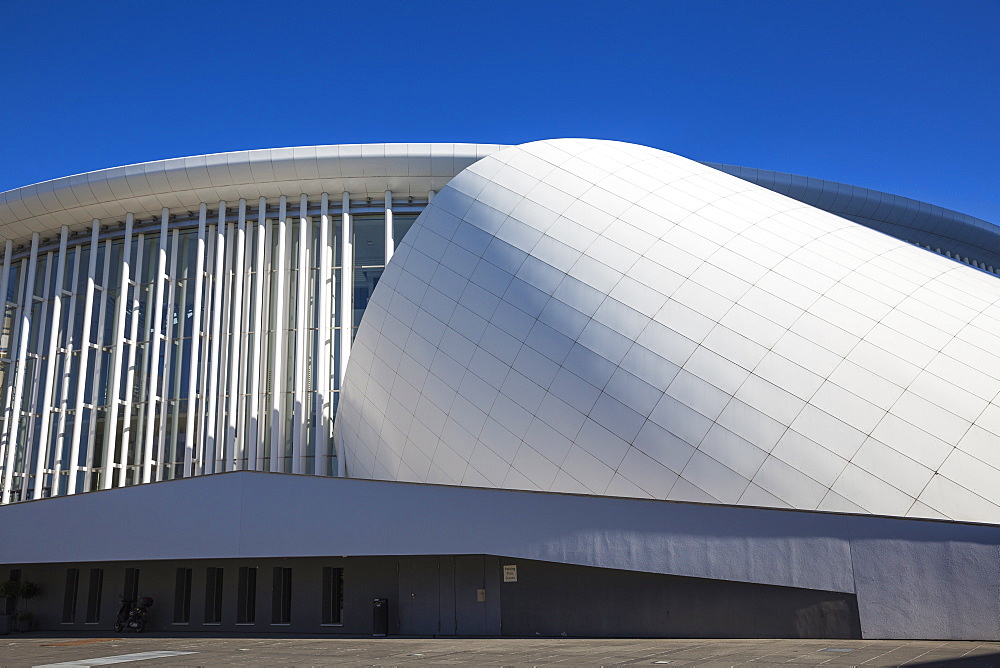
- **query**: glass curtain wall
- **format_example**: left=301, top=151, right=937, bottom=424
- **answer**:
left=0, top=196, right=424, bottom=503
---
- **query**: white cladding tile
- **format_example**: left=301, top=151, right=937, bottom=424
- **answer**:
left=335, top=138, right=1000, bottom=524
left=852, top=438, right=935, bottom=497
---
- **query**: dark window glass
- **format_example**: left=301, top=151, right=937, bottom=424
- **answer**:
left=173, top=568, right=192, bottom=623
left=393, top=215, right=417, bottom=246
left=322, top=567, right=343, bottom=625
left=122, top=568, right=140, bottom=603
left=237, top=567, right=257, bottom=624
left=271, top=567, right=291, bottom=624
left=4, top=570, right=20, bottom=615
left=62, top=568, right=80, bottom=623
left=205, top=567, right=223, bottom=624
left=85, top=569, right=103, bottom=623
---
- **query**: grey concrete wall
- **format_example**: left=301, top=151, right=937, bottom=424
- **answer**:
left=1, top=472, right=998, bottom=639
left=849, top=517, right=1000, bottom=641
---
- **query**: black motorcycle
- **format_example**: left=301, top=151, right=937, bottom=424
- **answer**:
left=114, top=595, right=153, bottom=633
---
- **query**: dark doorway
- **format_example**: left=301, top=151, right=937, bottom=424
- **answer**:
left=398, top=557, right=439, bottom=635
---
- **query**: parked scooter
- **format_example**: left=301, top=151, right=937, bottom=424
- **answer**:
left=113, top=596, right=153, bottom=633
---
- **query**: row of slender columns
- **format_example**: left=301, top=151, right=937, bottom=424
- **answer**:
left=0, top=190, right=429, bottom=502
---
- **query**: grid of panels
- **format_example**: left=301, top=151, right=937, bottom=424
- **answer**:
left=336, top=138, right=1000, bottom=524
left=706, top=163, right=1000, bottom=274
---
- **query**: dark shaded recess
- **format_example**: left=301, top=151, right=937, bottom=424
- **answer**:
left=908, top=654, right=1000, bottom=667
left=499, top=557, right=862, bottom=639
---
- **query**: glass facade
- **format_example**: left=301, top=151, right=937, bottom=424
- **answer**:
left=0, top=195, right=425, bottom=503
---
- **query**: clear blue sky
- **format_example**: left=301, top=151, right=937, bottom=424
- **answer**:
left=2, top=0, right=997, bottom=223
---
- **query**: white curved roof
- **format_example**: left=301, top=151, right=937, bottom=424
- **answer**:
left=706, top=162, right=1000, bottom=271
left=0, top=143, right=505, bottom=246
left=335, top=138, right=1000, bottom=524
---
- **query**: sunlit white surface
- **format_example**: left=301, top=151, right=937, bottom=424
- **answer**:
left=336, top=138, right=1000, bottom=524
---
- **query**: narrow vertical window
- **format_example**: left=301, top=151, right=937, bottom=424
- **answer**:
left=173, top=568, right=192, bottom=623
left=62, top=568, right=80, bottom=623
left=271, top=567, right=291, bottom=624
left=4, top=570, right=21, bottom=615
left=85, top=568, right=103, bottom=623
left=205, top=567, right=223, bottom=624
left=321, top=567, right=343, bottom=625
left=122, top=568, right=140, bottom=602
left=237, top=567, right=257, bottom=624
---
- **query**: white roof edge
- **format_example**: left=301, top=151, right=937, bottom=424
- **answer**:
left=0, top=143, right=511, bottom=246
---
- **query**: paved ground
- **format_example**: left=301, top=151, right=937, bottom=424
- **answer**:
left=1, top=635, right=999, bottom=667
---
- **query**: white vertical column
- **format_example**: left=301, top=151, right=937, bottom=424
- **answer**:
left=52, top=246, right=82, bottom=495
left=2, top=257, right=30, bottom=498
left=338, top=192, right=353, bottom=385
left=32, top=226, right=70, bottom=498
left=384, top=190, right=394, bottom=265
left=100, top=214, right=134, bottom=489
left=21, top=251, right=55, bottom=498
left=314, top=193, right=331, bottom=475
left=235, top=204, right=253, bottom=469
left=247, top=198, right=267, bottom=471
left=116, top=233, right=145, bottom=487
left=204, top=203, right=227, bottom=475
left=0, top=240, right=10, bottom=319
left=225, top=199, right=247, bottom=472
left=183, top=204, right=208, bottom=477
left=195, top=228, right=215, bottom=474
left=269, top=196, right=287, bottom=473
left=336, top=192, right=352, bottom=478
left=292, top=194, right=309, bottom=474
left=0, top=241, right=12, bottom=477
left=213, top=219, right=235, bottom=471
left=428, top=190, right=435, bottom=203
left=1, top=257, right=29, bottom=495
left=157, top=229, right=180, bottom=481
left=141, top=209, right=170, bottom=483
left=1, top=233, right=39, bottom=504
left=85, top=239, right=113, bottom=491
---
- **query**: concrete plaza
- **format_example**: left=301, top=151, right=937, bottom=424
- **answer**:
left=2, top=635, right=1000, bottom=666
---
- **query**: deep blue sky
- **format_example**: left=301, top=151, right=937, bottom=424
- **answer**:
left=2, top=1, right=997, bottom=223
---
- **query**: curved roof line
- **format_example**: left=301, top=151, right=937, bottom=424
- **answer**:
left=0, top=143, right=506, bottom=245
left=2, top=144, right=995, bottom=271
left=705, top=162, right=1000, bottom=270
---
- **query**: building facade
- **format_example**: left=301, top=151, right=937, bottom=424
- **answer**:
left=0, top=140, right=998, bottom=640
left=0, top=144, right=501, bottom=502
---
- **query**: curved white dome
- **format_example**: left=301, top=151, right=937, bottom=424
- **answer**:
left=335, top=138, right=1000, bottom=524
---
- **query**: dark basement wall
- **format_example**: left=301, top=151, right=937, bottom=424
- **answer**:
left=1, top=555, right=858, bottom=638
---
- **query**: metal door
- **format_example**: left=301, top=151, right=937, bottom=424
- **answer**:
left=399, top=557, right=440, bottom=635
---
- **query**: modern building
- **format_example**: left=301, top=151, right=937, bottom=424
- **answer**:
left=1, top=140, right=998, bottom=640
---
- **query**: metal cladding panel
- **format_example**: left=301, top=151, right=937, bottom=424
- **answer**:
left=336, top=138, right=1000, bottom=525
left=705, top=162, right=1000, bottom=270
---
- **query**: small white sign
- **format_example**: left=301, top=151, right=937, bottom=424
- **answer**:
left=503, top=564, right=517, bottom=582
left=476, top=588, right=486, bottom=602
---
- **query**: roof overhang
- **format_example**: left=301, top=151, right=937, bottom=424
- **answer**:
left=0, top=143, right=506, bottom=246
